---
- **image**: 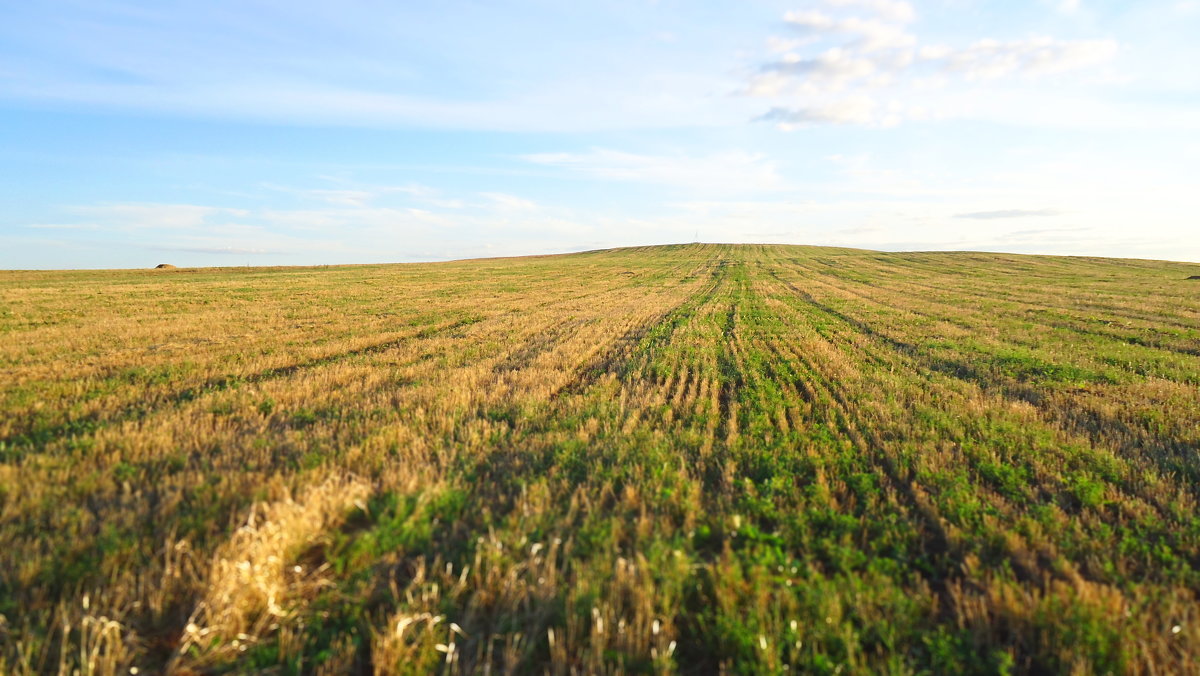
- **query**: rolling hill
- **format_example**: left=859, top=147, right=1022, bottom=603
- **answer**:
left=2, top=244, right=1198, bottom=674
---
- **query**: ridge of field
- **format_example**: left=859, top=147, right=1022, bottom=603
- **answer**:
left=1, top=243, right=1198, bottom=674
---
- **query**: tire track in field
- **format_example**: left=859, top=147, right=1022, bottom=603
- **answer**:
left=553, top=257, right=730, bottom=399
left=491, top=318, right=591, bottom=374
left=265, top=256, right=733, bottom=671
left=0, top=315, right=488, bottom=453
left=756, top=296, right=1155, bottom=639
left=4, top=263, right=685, bottom=454
left=717, top=301, right=743, bottom=450
left=788, top=256, right=1200, bottom=363
left=804, top=262, right=1200, bottom=360
left=780, top=269, right=1162, bottom=506
left=761, top=270, right=1097, bottom=584
left=764, top=335, right=973, bottom=598
left=752, top=257, right=964, bottom=584
left=0, top=258, right=719, bottom=665
left=788, top=267, right=1200, bottom=516
left=766, top=268, right=1200, bottom=583
left=859, top=254, right=1200, bottom=333
left=745, top=276, right=967, bottom=597
left=828, top=251, right=1200, bottom=333
left=777, top=265, right=1189, bottom=470
left=1, top=261, right=672, bottom=452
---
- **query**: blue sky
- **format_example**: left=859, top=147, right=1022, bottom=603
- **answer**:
left=2, top=0, right=1198, bottom=268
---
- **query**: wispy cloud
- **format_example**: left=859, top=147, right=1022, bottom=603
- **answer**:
left=824, top=0, right=916, bottom=23
left=480, top=193, right=538, bottom=211
left=152, top=245, right=280, bottom=255
left=261, top=182, right=438, bottom=207
left=783, top=10, right=916, bottom=52
left=932, top=38, right=1118, bottom=81
left=22, top=222, right=103, bottom=231
left=756, top=98, right=888, bottom=127
left=1045, top=0, right=1083, bottom=14
left=521, top=149, right=781, bottom=192
left=67, top=203, right=249, bottom=230
left=955, top=209, right=1063, bottom=220
left=22, top=184, right=599, bottom=266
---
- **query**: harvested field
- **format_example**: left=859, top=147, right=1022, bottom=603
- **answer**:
left=1, top=243, right=1198, bottom=674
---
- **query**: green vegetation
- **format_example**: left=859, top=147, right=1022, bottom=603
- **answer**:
left=1, top=244, right=1198, bottom=673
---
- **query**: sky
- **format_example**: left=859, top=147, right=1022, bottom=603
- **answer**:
left=1, top=0, right=1198, bottom=269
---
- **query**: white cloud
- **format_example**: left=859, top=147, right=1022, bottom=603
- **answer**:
left=747, top=48, right=903, bottom=97
left=935, top=38, right=1118, bottom=81
left=822, top=0, right=916, bottom=23
left=784, top=11, right=916, bottom=52
left=480, top=192, right=538, bottom=211
left=749, top=3, right=1121, bottom=128
left=765, top=48, right=877, bottom=84
left=757, top=97, right=886, bottom=127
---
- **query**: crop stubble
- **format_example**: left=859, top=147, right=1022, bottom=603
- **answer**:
left=0, top=244, right=1198, bottom=674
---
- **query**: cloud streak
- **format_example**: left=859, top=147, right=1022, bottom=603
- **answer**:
left=67, top=203, right=249, bottom=230
left=955, top=209, right=1063, bottom=220
left=783, top=10, right=916, bottom=51
left=824, top=0, right=916, bottom=23
left=521, top=149, right=781, bottom=192
left=933, top=38, right=1118, bottom=81
left=153, top=246, right=280, bottom=255
left=756, top=98, right=886, bottom=127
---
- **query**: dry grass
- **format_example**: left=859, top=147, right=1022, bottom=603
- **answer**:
left=1, top=244, right=1198, bottom=674
left=170, top=476, right=370, bottom=671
